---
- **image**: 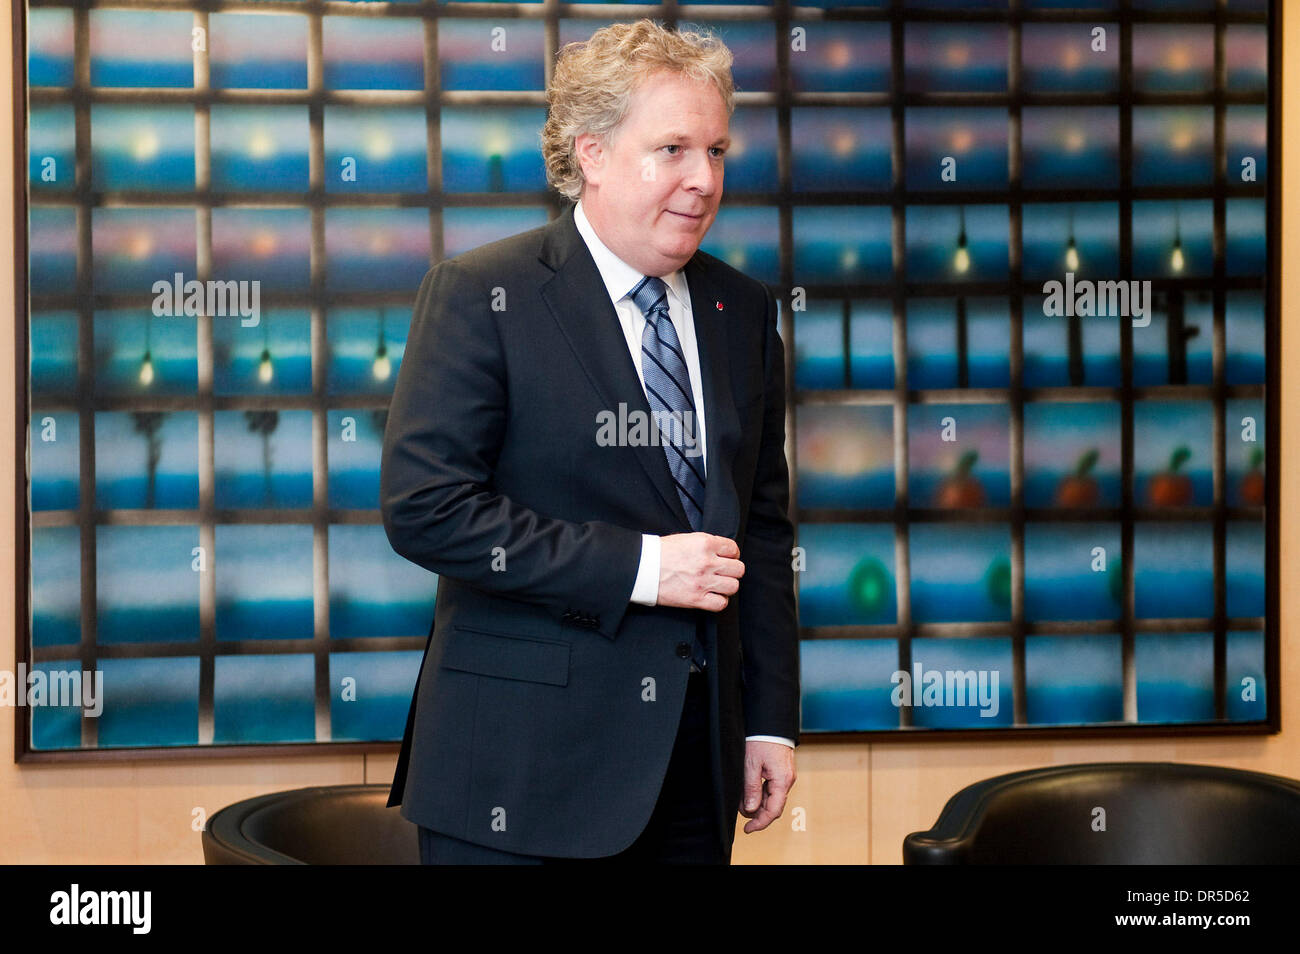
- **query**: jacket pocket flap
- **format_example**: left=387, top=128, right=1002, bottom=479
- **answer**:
left=442, top=626, right=569, bottom=686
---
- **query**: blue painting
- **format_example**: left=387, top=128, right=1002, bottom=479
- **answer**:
left=19, top=1, right=1276, bottom=751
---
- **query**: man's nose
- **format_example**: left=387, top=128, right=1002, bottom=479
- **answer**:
left=683, top=150, right=721, bottom=195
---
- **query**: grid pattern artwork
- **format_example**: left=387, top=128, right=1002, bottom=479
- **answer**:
left=16, top=0, right=1277, bottom=756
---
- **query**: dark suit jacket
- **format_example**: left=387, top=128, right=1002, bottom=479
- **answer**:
left=380, top=202, right=799, bottom=859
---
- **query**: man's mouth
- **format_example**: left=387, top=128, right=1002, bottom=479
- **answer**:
left=669, top=210, right=704, bottom=220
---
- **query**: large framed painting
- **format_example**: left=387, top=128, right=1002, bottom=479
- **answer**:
left=14, top=0, right=1278, bottom=758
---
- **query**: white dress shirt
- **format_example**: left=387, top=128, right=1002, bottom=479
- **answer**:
left=572, top=201, right=794, bottom=750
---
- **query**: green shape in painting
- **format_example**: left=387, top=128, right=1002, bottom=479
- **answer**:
left=985, top=556, right=1011, bottom=608
left=848, top=556, right=890, bottom=616
left=1108, top=555, right=1123, bottom=605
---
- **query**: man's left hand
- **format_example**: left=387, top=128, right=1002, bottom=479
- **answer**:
left=739, top=740, right=796, bottom=834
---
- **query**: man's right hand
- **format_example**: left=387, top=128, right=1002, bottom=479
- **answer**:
left=656, top=533, right=744, bottom=612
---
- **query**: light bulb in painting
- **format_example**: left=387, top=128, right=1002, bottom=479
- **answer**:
left=1065, top=238, right=1079, bottom=272
left=364, top=130, right=393, bottom=161
left=483, top=132, right=510, bottom=161
left=831, top=130, right=856, bottom=157
left=131, top=129, right=160, bottom=161
left=258, top=348, right=273, bottom=383
left=127, top=232, right=154, bottom=260
left=954, top=244, right=970, bottom=274
left=248, top=129, right=275, bottom=159
left=373, top=343, right=391, bottom=381
left=1170, top=243, right=1184, bottom=273
left=139, top=351, right=154, bottom=386
left=250, top=231, right=278, bottom=258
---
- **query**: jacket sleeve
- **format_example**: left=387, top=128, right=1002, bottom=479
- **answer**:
left=737, top=283, right=801, bottom=743
left=379, top=257, right=643, bottom=640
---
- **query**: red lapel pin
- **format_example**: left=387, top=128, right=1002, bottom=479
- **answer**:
left=715, top=301, right=723, bottom=310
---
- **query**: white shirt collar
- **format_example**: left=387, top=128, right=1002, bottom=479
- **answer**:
left=573, top=200, right=690, bottom=310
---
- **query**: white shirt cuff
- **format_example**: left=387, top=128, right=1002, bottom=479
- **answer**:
left=630, top=533, right=661, bottom=606
left=746, top=735, right=795, bottom=748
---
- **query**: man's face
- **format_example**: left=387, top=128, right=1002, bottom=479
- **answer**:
left=576, top=70, right=729, bottom=277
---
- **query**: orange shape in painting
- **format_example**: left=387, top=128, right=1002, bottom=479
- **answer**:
left=1148, top=446, right=1194, bottom=507
left=935, top=449, right=985, bottom=508
left=1056, top=448, right=1100, bottom=507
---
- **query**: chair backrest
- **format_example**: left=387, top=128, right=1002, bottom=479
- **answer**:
left=203, top=784, right=419, bottom=865
left=904, top=762, right=1300, bottom=864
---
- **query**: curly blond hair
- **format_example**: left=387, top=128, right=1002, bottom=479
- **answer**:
left=541, top=19, right=735, bottom=202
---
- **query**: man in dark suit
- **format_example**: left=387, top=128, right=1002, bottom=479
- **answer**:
left=380, top=19, right=799, bottom=864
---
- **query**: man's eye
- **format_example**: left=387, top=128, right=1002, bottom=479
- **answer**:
left=662, top=145, right=680, bottom=155
left=710, top=147, right=726, bottom=158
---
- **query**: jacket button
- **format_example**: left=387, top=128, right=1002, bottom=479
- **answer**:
left=675, top=642, right=691, bottom=659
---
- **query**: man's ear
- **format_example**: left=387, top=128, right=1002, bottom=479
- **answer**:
left=574, top=131, right=605, bottom=187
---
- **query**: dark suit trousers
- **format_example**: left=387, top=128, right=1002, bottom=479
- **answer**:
left=417, top=666, right=727, bottom=864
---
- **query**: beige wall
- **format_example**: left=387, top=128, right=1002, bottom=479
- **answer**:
left=2, top=3, right=1294, bottom=865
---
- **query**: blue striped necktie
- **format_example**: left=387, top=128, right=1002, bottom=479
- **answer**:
left=630, top=274, right=709, bottom=672
left=630, top=275, right=706, bottom=531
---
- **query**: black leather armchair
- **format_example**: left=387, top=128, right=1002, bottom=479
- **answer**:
left=202, top=784, right=419, bottom=864
left=904, top=761, right=1300, bottom=864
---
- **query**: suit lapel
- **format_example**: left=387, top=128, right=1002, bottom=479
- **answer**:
left=683, top=255, right=741, bottom=541
left=539, top=205, right=740, bottom=540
